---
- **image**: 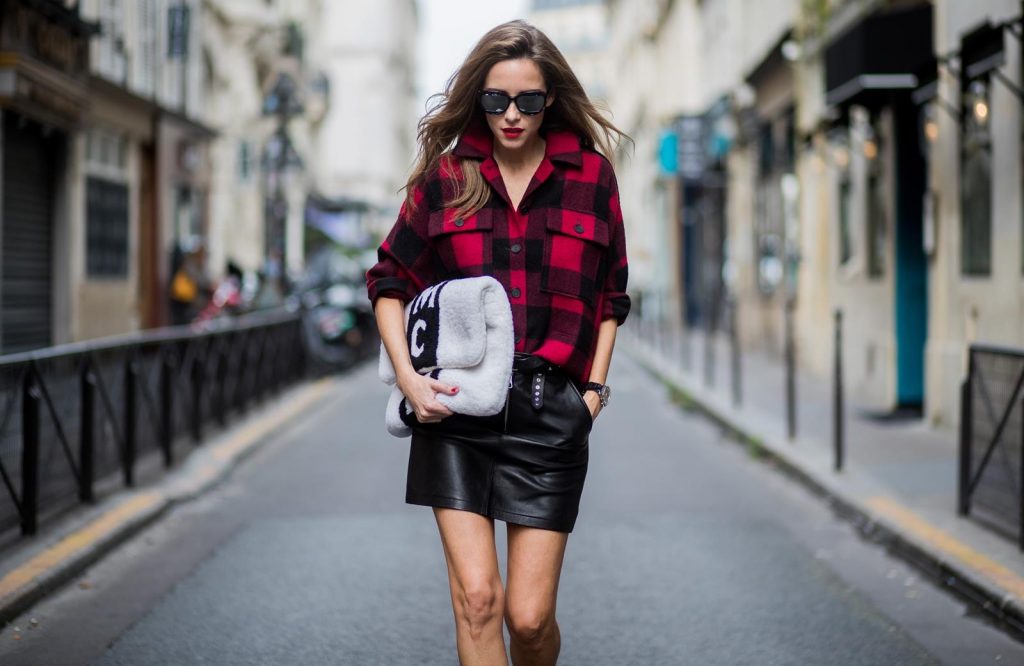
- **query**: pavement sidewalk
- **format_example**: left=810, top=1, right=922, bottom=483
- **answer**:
left=620, top=322, right=1024, bottom=636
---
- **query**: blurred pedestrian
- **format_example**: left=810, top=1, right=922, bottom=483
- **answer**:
left=169, top=240, right=212, bottom=326
left=366, top=20, right=630, bottom=665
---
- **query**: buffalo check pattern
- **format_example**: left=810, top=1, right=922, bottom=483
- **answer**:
left=366, top=121, right=630, bottom=384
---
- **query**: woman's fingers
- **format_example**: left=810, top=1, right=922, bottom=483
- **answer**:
left=429, top=378, right=459, bottom=396
left=400, top=373, right=456, bottom=422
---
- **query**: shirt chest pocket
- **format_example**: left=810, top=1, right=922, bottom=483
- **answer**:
left=541, top=208, right=610, bottom=308
left=427, top=209, right=494, bottom=278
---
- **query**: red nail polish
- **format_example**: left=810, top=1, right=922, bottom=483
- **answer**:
left=452, top=387, right=458, bottom=393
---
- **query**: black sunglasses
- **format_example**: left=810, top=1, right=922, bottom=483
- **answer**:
left=479, top=90, right=548, bottom=115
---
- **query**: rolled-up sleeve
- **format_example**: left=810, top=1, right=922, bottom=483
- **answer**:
left=601, top=171, right=631, bottom=325
left=365, top=185, right=433, bottom=305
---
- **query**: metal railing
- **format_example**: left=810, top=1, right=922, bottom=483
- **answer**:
left=959, top=343, right=1024, bottom=550
left=0, top=310, right=306, bottom=540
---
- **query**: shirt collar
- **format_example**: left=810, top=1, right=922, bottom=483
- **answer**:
left=452, top=120, right=584, bottom=168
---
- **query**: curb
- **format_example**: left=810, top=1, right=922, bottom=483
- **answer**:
left=623, top=341, right=1024, bottom=640
left=0, top=377, right=336, bottom=627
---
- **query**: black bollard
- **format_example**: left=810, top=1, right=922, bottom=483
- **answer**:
left=21, top=366, right=40, bottom=535
left=730, top=297, right=741, bottom=406
left=80, top=361, right=95, bottom=503
left=833, top=309, right=844, bottom=472
left=957, top=362, right=972, bottom=516
left=704, top=295, right=716, bottom=388
left=785, top=296, right=796, bottom=441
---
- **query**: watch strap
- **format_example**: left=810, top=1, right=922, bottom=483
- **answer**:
left=583, top=382, right=610, bottom=407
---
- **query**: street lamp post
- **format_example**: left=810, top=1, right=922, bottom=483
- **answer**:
left=262, top=71, right=305, bottom=266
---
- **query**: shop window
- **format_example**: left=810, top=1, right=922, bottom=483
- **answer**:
left=862, top=115, right=886, bottom=277
left=867, top=170, right=887, bottom=277
left=839, top=176, right=853, bottom=266
left=238, top=140, right=253, bottom=182
left=86, top=177, right=129, bottom=277
left=753, top=111, right=796, bottom=296
left=961, top=77, right=992, bottom=276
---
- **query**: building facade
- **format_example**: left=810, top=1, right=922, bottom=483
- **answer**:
left=313, top=0, right=418, bottom=241
left=529, top=0, right=611, bottom=101
left=0, top=0, right=97, bottom=351
left=605, top=0, right=1024, bottom=428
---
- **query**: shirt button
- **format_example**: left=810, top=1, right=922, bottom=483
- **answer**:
left=511, top=243, right=522, bottom=253
left=574, top=224, right=585, bottom=234
left=454, top=218, right=465, bottom=227
left=511, top=287, right=521, bottom=298
left=515, top=336, right=523, bottom=345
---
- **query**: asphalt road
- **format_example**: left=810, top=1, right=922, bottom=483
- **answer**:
left=1, top=353, right=1022, bottom=665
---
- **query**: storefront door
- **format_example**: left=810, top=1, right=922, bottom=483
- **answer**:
left=1, top=113, right=58, bottom=353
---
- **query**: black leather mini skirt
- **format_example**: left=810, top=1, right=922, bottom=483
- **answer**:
left=404, top=353, right=592, bottom=533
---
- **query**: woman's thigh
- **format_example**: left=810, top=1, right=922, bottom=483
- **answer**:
left=504, top=523, right=569, bottom=619
left=433, top=507, right=504, bottom=598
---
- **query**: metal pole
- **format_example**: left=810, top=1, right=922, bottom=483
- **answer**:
left=682, top=311, right=691, bottom=372
left=958, top=355, right=973, bottom=516
left=785, top=296, right=797, bottom=440
left=216, top=340, right=228, bottom=428
left=160, top=350, right=174, bottom=467
left=833, top=308, right=844, bottom=472
left=21, top=366, right=40, bottom=535
left=124, top=354, right=137, bottom=487
left=704, top=294, right=715, bottom=388
left=190, top=344, right=203, bottom=443
left=79, top=361, right=95, bottom=503
left=730, top=296, right=741, bottom=406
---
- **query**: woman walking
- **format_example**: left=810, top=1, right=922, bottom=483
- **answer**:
left=366, top=20, right=630, bottom=665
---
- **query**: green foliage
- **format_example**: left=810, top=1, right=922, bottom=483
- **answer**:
left=799, top=0, right=833, bottom=38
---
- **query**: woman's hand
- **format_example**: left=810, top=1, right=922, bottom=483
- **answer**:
left=397, top=369, right=458, bottom=423
left=583, top=390, right=602, bottom=421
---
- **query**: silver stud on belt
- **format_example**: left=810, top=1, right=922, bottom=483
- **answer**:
left=532, top=372, right=545, bottom=409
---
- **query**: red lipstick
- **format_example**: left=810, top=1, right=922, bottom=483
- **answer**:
left=502, top=128, right=523, bottom=138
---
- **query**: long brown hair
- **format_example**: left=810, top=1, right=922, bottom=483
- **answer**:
left=405, top=19, right=630, bottom=218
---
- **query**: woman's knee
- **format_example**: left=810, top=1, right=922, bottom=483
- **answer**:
left=455, top=579, right=505, bottom=636
left=504, top=601, right=555, bottom=646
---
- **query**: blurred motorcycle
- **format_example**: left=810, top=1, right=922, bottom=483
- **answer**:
left=291, top=248, right=378, bottom=373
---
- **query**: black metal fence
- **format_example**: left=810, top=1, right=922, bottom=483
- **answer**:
left=0, top=310, right=306, bottom=541
left=959, top=344, right=1024, bottom=549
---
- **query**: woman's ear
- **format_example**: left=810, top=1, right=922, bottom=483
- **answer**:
left=546, top=90, right=556, bottom=108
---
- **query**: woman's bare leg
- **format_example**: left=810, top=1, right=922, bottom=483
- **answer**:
left=433, top=507, right=509, bottom=665
left=504, top=524, right=569, bottom=666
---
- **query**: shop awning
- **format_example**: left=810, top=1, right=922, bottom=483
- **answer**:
left=960, top=21, right=1005, bottom=81
left=824, top=4, right=933, bottom=108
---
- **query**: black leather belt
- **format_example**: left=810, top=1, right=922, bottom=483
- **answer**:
left=512, top=352, right=555, bottom=374
left=512, top=353, right=560, bottom=409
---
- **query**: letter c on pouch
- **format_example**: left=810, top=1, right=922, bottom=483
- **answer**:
left=411, top=319, right=426, bottom=357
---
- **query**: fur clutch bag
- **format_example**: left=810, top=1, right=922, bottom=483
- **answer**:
left=378, top=277, right=514, bottom=437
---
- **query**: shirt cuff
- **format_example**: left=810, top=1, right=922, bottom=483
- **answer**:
left=367, top=277, right=418, bottom=305
left=601, top=294, right=631, bottom=326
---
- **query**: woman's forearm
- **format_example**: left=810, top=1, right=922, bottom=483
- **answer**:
left=374, top=297, right=416, bottom=381
left=587, top=318, right=618, bottom=385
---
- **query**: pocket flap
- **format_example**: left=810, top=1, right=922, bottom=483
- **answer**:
left=545, top=209, right=609, bottom=246
left=428, top=209, right=493, bottom=237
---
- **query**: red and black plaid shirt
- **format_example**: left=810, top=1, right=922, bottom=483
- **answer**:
left=365, top=123, right=630, bottom=384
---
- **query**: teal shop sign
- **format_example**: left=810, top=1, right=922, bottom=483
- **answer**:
left=658, top=130, right=678, bottom=175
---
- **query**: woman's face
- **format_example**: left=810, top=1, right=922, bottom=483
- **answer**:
left=481, top=58, right=555, bottom=155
